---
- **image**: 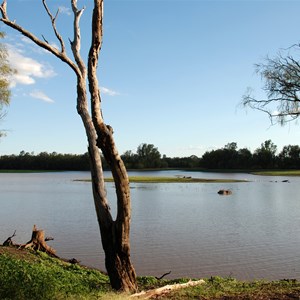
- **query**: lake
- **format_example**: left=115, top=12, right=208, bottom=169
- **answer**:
left=1, top=170, right=300, bottom=280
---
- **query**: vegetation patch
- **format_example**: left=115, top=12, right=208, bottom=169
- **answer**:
left=76, top=176, right=248, bottom=183
left=1, top=248, right=300, bottom=299
left=252, top=170, right=300, bottom=176
left=156, top=276, right=300, bottom=299
left=0, top=246, right=111, bottom=300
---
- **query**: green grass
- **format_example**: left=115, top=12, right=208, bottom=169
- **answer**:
left=252, top=170, right=300, bottom=176
left=1, top=248, right=300, bottom=299
left=157, top=276, right=300, bottom=299
left=75, top=176, right=248, bottom=183
left=0, top=248, right=111, bottom=300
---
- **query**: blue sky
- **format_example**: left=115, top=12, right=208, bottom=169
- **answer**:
left=1, top=0, right=300, bottom=157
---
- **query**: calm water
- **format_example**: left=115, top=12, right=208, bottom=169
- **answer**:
left=1, top=170, right=300, bottom=280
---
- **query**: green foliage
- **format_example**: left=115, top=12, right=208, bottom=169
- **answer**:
left=2, top=140, right=300, bottom=171
left=0, top=31, right=14, bottom=138
left=1, top=250, right=300, bottom=300
left=137, top=276, right=159, bottom=289
left=0, top=251, right=110, bottom=300
left=0, top=32, right=13, bottom=106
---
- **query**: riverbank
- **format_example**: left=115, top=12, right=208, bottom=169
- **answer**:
left=1, top=246, right=300, bottom=299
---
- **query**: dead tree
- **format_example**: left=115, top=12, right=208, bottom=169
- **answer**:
left=0, top=0, right=137, bottom=291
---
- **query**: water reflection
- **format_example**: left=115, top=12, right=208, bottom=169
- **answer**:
left=0, top=171, right=300, bottom=280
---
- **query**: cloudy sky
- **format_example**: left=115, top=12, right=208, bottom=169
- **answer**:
left=1, top=0, right=300, bottom=157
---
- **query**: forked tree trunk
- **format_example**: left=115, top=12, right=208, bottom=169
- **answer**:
left=0, top=0, right=137, bottom=292
left=88, top=135, right=137, bottom=291
left=86, top=0, right=137, bottom=291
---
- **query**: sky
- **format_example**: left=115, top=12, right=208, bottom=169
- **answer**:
left=1, top=0, right=300, bottom=158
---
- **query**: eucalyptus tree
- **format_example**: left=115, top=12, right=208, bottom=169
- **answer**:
left=0, top=0, right=137, bottom=291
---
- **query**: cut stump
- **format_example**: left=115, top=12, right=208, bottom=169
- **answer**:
left=21, top=225, right=57, bottom=257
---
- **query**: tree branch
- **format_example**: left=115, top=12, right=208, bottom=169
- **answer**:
left=70, top=0, right=86, bottom=77
left=42, top=0, right=66, bottom=54
left=0, top=0, right=80, bottom=77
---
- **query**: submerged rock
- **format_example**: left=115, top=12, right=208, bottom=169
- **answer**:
left=217, top=189, right=232, bottom=195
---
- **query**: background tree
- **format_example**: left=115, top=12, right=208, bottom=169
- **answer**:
left=0, top=31, right=14, bottom=137
left=278, top=145, right=300, bottom=169
left=243, top=44, right=300, bottom=125
left=0, top=0, right=137, bottom=291
left=237, top=148, right=253, bottom=169
left=136, top=143, right=161, bottom=168
left=253, top=139, right=277, bottom=169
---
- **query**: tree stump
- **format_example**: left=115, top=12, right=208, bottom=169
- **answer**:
left=22, top=225, right=57, bottom=257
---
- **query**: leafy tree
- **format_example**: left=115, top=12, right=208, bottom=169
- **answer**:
left=253, top=140, right=277, bottom=169
left=0, top=0, right=136, bottom=291
left=121, top=150, right=138, bottom=169
left=200, top=143, right=239, bottom=169
left=278, top=144, right=300, bottom=169
left=243, top=44, right=300, bottom=125
left=224, top=142, right=238, bottom=151
left=0, top=31, right=14, bottom=137
left=237, top=148, right=253, bottom=169
left=136, top=143, right=161, bottom=168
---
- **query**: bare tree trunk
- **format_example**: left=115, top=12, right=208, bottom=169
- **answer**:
left=0, top=0, right=137, bottom=292
left=93, top=139, right=137, bottom=291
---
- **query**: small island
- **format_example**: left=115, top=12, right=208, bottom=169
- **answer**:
left=75, top=176, right=249, bottom=183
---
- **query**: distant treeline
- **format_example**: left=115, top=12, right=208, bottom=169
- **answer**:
left=0, top=140, right=300, bottom=171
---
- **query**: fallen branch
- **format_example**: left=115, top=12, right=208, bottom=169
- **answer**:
left=130, top=279, right=205, bottom=299
left=3, top=230, right=16, bottom=246
left=155, top=271, right=171, bottom=280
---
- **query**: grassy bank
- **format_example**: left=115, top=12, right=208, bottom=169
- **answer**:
left=1, top=246, right=300, bottom=299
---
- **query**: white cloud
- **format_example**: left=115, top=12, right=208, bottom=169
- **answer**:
left=59, top=6, right=72, bottom=16
left=29, top=90, right=54, bottom=103
left=101, top=86, right=120, bottom=96
left=7, top=45, right=56, bottom=87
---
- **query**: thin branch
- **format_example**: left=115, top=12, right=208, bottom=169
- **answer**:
left=42, top=0, right=66, bottom=54
left=0, top=1, right=80, bottom=77
left=70, top=0, right=86, bottom=77
left=0, top=0, right=7, bottom=19
left=42, top=34, right=49, bottom=44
